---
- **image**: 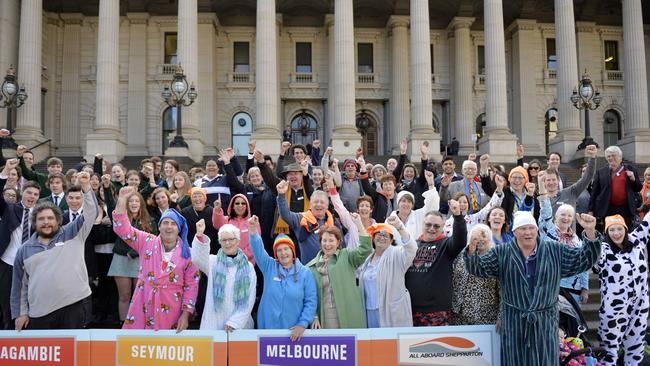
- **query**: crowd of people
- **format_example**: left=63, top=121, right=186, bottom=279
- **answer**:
left=0, top=128, right=648, bottom=365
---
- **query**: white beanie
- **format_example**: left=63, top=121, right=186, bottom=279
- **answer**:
left=396, top=191, right=415, bottom=205
left=512, top=211, right=538, bottom=231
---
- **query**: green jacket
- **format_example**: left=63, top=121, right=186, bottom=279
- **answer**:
left=19, top=157, right=50, bottom=198
left=307, top=235, right=372, bottom=328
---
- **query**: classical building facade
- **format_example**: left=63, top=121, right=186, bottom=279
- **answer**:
left=0, top=0, right=649, bottom=163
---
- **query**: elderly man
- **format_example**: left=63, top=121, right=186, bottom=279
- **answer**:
left=277, top=180, right=338, bottom=263
left=11, top=171, right=98, bottom=330
left=464, top=211, right=601, bottom=366
left=589, top=145, right=642, bottom=229
left=441, top=160, right=488, bottom=214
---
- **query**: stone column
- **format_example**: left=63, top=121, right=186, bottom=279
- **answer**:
left=173, top=0, right=203, bottom=161
left=0, top=0, right=20, bottom=128
left=59, top=14, right=83, bottom=155
left=14, top=0, right=45, bottom=147
left=619, top=0, right=650, bottom=162
left=326, top=14, right=335, bottom=147
left=85, top=0, right=125, bottom=162
left=252, top=0, right=280, bottom=156
left=331, top=0, right=361, bottom=158
left=478, top=0, right=517, bottom=162
left=388, top=16, right=410, bottom=155
left=125, top=13, right=149, bottom=156
left=198, top=14, right=218, bottom=156
left=410, top=0, right=441, bottom=161
left=548, top=0, right=582, bottom=160
left=449, top=17, right=475, bottom=155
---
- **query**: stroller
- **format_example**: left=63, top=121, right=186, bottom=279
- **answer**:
left=558, top=288, right=607, bottom=366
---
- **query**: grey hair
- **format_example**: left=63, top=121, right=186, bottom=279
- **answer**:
left=218, top=224, right=241, bottom=242
left=467, top=223, right=495, bottom=251
left=462, top=160, right=477, bottom=171
left=605, top=145, right=622, bottom=157
left=31, top=201, right=63, bottom=228
left=247, top=166, right=261, bottom=176
left=310, top=190, right=329, bottom=202
left=554, top=204, right=575, bottom=223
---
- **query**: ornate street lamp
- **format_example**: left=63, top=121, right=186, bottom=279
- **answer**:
left=571, top=70, right=602, bottom=150
left=356, top=110, right=370, bottom=132
left=0, top=66, right=27, bottom=148
left=298, top=109, right=309, bottom=136
left=161, top=64, right=197, bottom=148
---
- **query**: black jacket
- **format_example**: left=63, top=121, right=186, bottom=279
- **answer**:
left=0, top=178, right=27, bottom=259
left=360, top=172, right=396, bottom=223
left=589, top=163, right=643, bottom=219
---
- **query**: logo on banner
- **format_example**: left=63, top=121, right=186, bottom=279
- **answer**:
left=0, top=337, right=75, bottom=365
left=117, top=336, right=212, bottom=366
left=398, top=333, right=494, bottom=366
left=259, top=336, right=356, bottom=366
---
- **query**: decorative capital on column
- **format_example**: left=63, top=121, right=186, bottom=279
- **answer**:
left=448, top=17, right=475, bottom=31
left=505, top=19, right=536, bottom=35
left=324, top=14, right=335, bottom=29
left=387, top=15, right=409, bottom=30
left=126, top=12, right=150, bottom=25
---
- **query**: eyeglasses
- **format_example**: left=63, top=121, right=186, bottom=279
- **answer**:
left=221, top=237, right=238, bottom=243
left=424, top=223, right=441, bottom=230
left=529, top=166, right=540, bottom=171
left=510, top=176, right=525, bottom=181
left=233, top=202, right=247, bottom=206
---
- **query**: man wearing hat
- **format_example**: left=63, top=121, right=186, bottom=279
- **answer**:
left=339, top=158, right=365, bottom=213
left=274, top=161, right=314, bottom=239
left=464, top=210, right=602, bottom=366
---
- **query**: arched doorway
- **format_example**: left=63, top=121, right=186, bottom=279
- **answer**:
left=162, top=106, right=177, bottom=153
left=232, top=112, right=253, bottom=156
left=290, top=110, right=318, bottom=146
left=545, top=108, right=558, bottom=153
left=603, top=109, right=622, bottom=148
left=356, top=111, right=377, bottom=155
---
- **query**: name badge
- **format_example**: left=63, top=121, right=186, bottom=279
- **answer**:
left=54, top=242, right=65, bottom=247
left=273, top=277, right=282, bottom=282
left=297, top=196, right=304, bottom=201
left=557, top=201, right=564, bottom=206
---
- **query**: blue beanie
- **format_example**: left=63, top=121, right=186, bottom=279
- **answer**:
left=159, top=208, right=191, bottom=259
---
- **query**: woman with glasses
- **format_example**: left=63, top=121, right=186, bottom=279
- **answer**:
left=191, top=219, right=257, bottom=331
left=212, top=193, right=259, bottom=264
left=358, top=215, right=417, bottom=328
left=526, top=159, right=542, bottom=192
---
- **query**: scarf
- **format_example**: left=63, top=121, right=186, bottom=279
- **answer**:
left=300, top=210, right=334, bottom=233
left=554, top=226, right=576, bottom=246
left=212, top=248, right=251, bottom=313
left=275, top=186, right=310, bottom=234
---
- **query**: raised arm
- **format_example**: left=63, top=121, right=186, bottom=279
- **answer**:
left=60, top=172, right=99, bottom=241
left=328, top=182, right=359, bottom=249
left=561, top=213, right=602, bottom=277
left=112, top=186, right=154, bottom=254
left=276, top=180, right=303, bottom=231
left=224, top=161, right=245, bottom=195
left=628, top=210, right=650, bottom=246
left=386, top=215, right=417, bottom=270
left=347, top=213, right=373, bottom=267
left=211, top=195, right=227, bottom=230
left=448, top=200, right=468, bottom=259
left=248, top=217, right=275, bottom=273
left=565, top=146, right=597, bottom=198
left=190, top=219, right=211, bottom=274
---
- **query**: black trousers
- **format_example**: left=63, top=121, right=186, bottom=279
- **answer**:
left=0, top=261, right=13, bottom=330
left=27, top=297, right=89, bottom=330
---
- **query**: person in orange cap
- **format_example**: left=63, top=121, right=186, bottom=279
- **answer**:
left=594, top=213, right=650, bottom=365
left=358, top=215, right=416, bottom=328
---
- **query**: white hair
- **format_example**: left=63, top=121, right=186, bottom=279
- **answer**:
left=554, top=204, right=575, bottom=223
left=310, top=190, right=329, bottom=202
left=462, top=160, right=477, bottom=171
left=218, top=224, right=241, bottom=242
left=605, top=145, right=622, bottom=157
left=468, top=224, right=495, bottom=251
left=247, top=166, right=261, bottom=176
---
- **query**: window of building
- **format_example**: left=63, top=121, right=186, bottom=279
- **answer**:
left=164, top=32, right=177, bottom=64
left=233, top=42, right=250, bottom=73
left=232, top=112, right=253, bottom=156
left=357, top=43, right=374, bottom=73
left=546, top=38, right=556, bottom=70
left=477, top=45, right=485, bottom=75
left=296, top=42, right=312, bottom=73
left=604, top=40, right=619, bottom=71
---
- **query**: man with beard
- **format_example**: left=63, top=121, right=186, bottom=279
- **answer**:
left=11, top=171, right=98, bottom=330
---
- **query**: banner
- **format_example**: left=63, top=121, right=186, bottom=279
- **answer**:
left=259, top=335, right=356, bottom=366
left=0, top=330, right=86, bottom=366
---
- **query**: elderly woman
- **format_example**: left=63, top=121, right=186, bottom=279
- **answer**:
left=358, top=215, right=417, bottom=328
left=191, top=219, right=256, bottom=331
left=443, top=174, right=505, bottom=237
left=308, top=215, right=372, bottom=329
left=537, top=187, right=588, bottom=305
left=594, top=214, right=650, bottom=365
left=452, top=224, right=500, bottom=325
left=112, top=186, right=199, bottom=331
left=248, top=216, right=317, bottom=341
left=391, top=171, right=440, bottom=239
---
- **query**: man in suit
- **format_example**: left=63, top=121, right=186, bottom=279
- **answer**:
left=589, top=145, right=643, bottom=229
left=440, top=160, right=488, bottom=214
left=0, top=159, right=41, bottom=330
left=39, top=173, right=68, bottom=211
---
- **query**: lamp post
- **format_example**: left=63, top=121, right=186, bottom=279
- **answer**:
left=0, top=66, right=27, bottom=148
left=161, top=65, right=197, bottom=148
left=571, top=70, right=602, bottom=150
